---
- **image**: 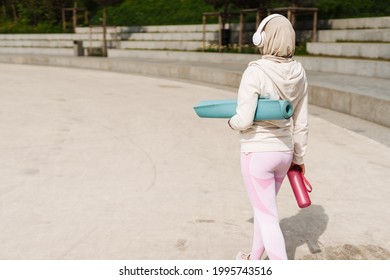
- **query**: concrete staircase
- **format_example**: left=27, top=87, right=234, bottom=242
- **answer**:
left=0, top=23, right=253, bottom=55
left=0, top=33, right=74, bottom=55
left=307, top=16, right=390, bottom=59
left=0, top=27, right=122, bottom=56
left=0, top=24, right=219, bottom=55
left=1, top=16, right=390, bottom=56
left=114, top=24, right=218, bottom=51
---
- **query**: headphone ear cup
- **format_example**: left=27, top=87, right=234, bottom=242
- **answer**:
left=259, top=31, right=266, bottom=48
left=252, top=31, right=261, bottom=46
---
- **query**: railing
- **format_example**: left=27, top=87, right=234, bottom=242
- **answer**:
left=202, top=12, right=239, bottom=51
left=202, top=7, right=318, bottom=52
left=267, top=7, right=318, bottom=42
left=86, top=26, right=120, bottom=56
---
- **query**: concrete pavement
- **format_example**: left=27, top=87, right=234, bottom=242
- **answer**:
left=0, top=63, right=389, bottom=260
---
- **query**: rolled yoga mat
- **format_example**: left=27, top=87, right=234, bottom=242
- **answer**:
left=193, top=98, right=293, bottom=120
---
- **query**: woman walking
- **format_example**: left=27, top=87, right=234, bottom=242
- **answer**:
left=228, top=14, right=309, bottom=260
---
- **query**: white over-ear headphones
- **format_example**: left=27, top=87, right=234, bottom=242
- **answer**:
left=252, top=14, right=284, bottom=47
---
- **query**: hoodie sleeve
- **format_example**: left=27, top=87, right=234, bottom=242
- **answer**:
left=291, top=76, right=309, bottom=165
left=229, top=66, right=259, bottom=131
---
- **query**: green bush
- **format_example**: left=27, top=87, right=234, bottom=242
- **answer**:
left=316, top=0, right=390, bottom=19
left=90, top=0, right=215, bottom=26
left=0, top=21, right=62, bottom=33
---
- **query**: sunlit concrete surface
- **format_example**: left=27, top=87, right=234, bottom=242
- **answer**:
left=0, top=63, right=389, bottom=260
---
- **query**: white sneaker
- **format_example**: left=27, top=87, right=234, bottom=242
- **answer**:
left=236, top=251, right=250, bottom=260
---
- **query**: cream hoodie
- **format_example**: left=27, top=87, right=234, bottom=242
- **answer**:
left=229, top=16, right=308, bottom=165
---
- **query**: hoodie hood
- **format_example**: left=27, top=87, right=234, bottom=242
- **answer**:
left=249, top=59, right=306, bottom=103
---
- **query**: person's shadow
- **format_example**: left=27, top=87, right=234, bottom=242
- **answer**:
left=247, top=204, right=328, bottom=259
left=280, top=204, right=329, bottom=259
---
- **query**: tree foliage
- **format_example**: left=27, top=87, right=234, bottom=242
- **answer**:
left=0, top=0, right=389, bottom=33
left=0, top=0, right=74, bottom=24
left=204, top=0, right=271, bottom=10
left=316, top=0, right=390, bottom=19
left=93, top=0, right=216, bottom=26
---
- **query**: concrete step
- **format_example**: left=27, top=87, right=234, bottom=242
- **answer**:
left=118, top=32, right=217, bottom=41
left=75, top=26, right=119, bottom=34
left=0, top=34, right=76, bottom=40
left=0, top=39, right=118, bottom=50
left=318, top=29, right=390, bottom=42
left=82, top=41, right=119, bottom=49
left=108, top=49, right=390, bottom=79
left=0, top=48, right=73, bottom=56
left=322, top=16, right=390, bottom=30
left=307, top=72, right=390, bottom=128
left=296, top=56, right=390, bottom=79
left=118, top=40, right=205, bottom=51
left=76, top=23, right=254, bottom=34
left=306, top=42, right=390, bottom=59
left=0, top=33, right=118, bottom=41
left=0, top=40, right=73, bottom=48
left=76, top=25, right=216, bottom=33
left=0, top=34, right=121, bottom=53
left=108, top=49, right=256, bottom=63
left=75, top=23, right=255, bottom=46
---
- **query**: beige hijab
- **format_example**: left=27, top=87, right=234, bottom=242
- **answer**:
left=260, top=16, right=296, bottom=63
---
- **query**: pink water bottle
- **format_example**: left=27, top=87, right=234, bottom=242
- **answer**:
left=287, top=166, right=313, bottom=208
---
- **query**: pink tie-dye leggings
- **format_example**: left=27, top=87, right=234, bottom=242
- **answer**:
left=241, top=151, right=293, bottom=260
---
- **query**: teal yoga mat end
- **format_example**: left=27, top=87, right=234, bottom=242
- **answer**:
left=194, top=99, right=293, bottom=120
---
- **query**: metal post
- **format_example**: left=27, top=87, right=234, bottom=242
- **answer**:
left=256, top=10, right=261, bottom=28
left=287, top=8, right=292, bottom=22
left=239, top=12, right=244, bottom=52
left=291, top=9, right=296, bottom=28
left=218, top=14, right=222, bottom=52
left=313, top=10, right=318, bottom=42
left=89, top=26, right=92, bottom=56
left=62, top=8, right=66, bottom=32
left=102, top=6, right=107, bottom=57
left=72, top=1, right=78, bottom=32
left=202, top=14, right=206, bottom=51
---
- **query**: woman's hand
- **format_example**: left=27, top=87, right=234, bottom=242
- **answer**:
left=290, top=162, right=305, bottom=175
left=228, top=119, right=234, bottom=130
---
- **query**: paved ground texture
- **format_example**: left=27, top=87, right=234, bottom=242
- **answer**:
left=0, top=63, right=389, bottom=260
